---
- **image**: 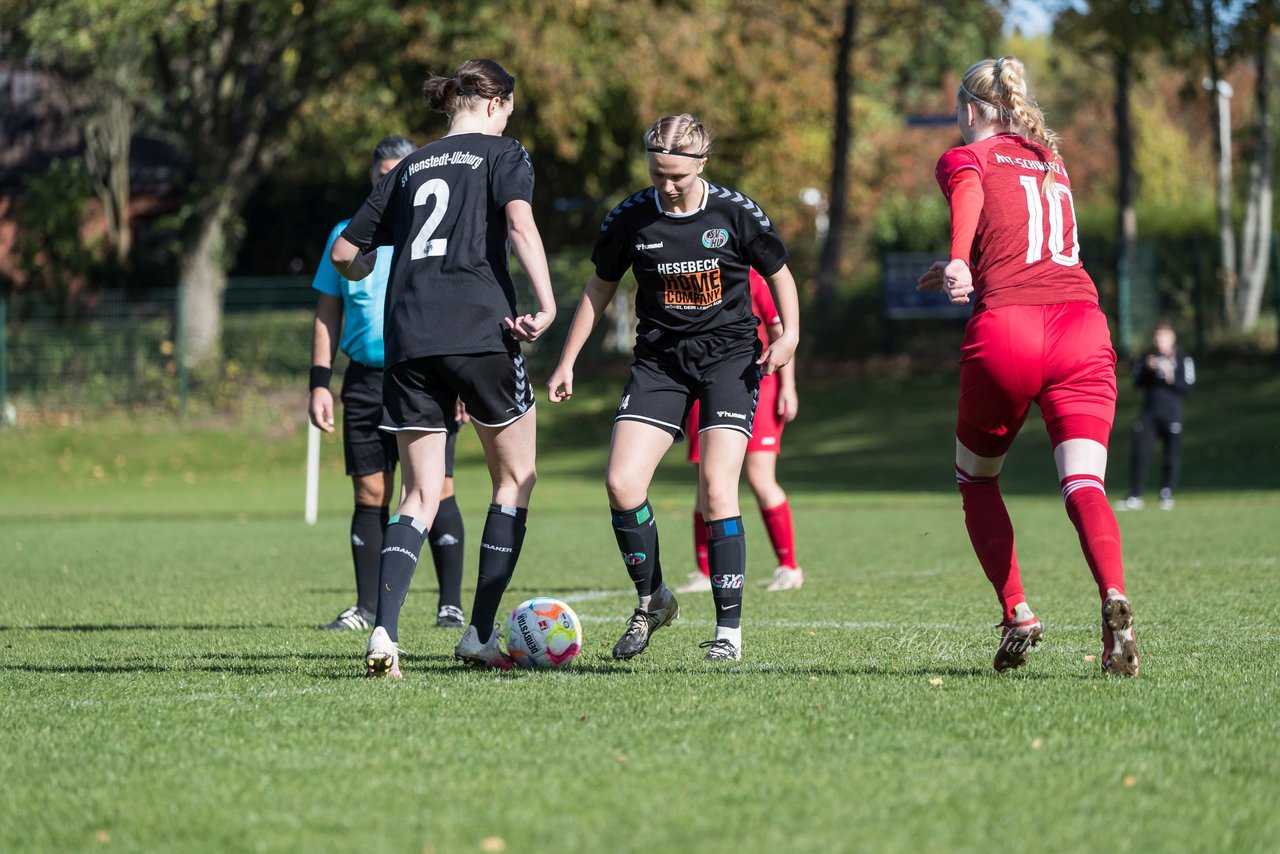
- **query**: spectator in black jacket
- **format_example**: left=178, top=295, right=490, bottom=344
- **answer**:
left=1117, top=321, right=1195, bottom=511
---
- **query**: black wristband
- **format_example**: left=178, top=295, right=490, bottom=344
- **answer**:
left=309, top=366, right=333, bottom=391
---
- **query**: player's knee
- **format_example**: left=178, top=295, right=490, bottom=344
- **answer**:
left=495, top=463, right=536, bottom=499
left=702, top=479, right=740, bottom=515
left=519, top=466, right=538, bottom=494
left=604, top=472, right=642, bottom=509
left=748, top=476, right=784, bottom=507
left=353, top=476, right=386, bottom=507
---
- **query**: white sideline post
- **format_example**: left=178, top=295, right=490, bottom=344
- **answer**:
left=305, top=422, right=320, bottom=525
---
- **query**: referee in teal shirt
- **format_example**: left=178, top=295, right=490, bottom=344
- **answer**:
left=308, top=136, right=468, bottom=632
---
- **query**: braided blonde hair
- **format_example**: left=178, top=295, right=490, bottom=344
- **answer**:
left=959, top=56, right=1061, bottom=189
left=644, top=113, right=712, bottom=157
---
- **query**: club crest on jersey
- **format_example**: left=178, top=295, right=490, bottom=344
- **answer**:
left=701, top=228, right=729, bottom=249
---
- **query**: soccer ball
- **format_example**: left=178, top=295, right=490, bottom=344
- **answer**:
left=502, top=597, right=583, bottom=669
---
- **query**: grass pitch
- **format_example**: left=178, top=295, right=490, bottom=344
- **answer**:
left=2, top=365, right=1278, bottom=852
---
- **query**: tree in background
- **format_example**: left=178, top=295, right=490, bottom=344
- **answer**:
left=1057, top=0, right=1183, bottom=353
left=1232, top=0, right=1276, bottom=332
left=2, top=0, right=153, bottom=272
left=147, top=0, right=402, bottom=370
left=1167, top=0, right=1275, bottom=334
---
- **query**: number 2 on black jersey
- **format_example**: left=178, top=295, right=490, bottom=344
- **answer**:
left=411, top=178, right=450, bottom=259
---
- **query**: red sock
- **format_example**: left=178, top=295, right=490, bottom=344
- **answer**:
left=693, top=510, right=710, bottom=576
left=1061, top=475, right=1125, bottom=600
left=957, top=469, right=1024, bottom=623
left=760, top=500, right=797, bottom=568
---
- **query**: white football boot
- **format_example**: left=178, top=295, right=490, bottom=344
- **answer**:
left=454, top=625, right=514, bottom=671
left=676, top=571, right=713, bottom=593
left=765, top=566, right=805, bottom=592
left=993, top=602, right=1043, bottom=673
left=699, top=638, right=742, bottom=661
left=321, top=605, right=374, bottom=631
left=1101, top=589, right=1140, bottom=676
left=365, top=626, right=401, bottom=679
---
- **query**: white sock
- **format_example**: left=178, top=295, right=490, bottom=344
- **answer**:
left=715, top=625, right=742, bottom=647
left=638, top=583, right=668, bottom=612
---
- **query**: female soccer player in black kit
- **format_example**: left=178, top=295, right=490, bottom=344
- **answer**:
left=548, top=114, right=800, bottom=662
left=331, top=59, right=556, bottom=678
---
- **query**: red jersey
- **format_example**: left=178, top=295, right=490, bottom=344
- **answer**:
left=935, top=133, right=1097, bottom=312
left=750, top=268, right=781, bottom=348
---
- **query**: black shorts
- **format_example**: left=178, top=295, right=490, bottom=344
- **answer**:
left=615, top=333, right=760, bottom=439
left=383, top=345, right=534, bottom=432
left=341, top=360, right=399, bottom=477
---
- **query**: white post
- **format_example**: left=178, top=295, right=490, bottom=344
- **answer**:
left=305, top=422, right=320, bottom=525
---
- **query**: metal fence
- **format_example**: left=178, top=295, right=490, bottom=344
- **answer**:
left=0, top=256, right=631, bottom=418
left=0, top=278, right=316, bottom=415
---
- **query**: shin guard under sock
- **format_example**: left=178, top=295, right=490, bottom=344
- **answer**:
left=1062, top=475, right=1126, bottom=599
left=706, top=516, right=746, bottom=629
left=470, top=503, right=527, bottom=643
left=957, top=470, right=1025, bottom=623
left=612, top=500, right=663, bottom=607
left=376, top=515, right=428, bottom=643
left=351, top=504, right=385, bottom=615
left=759, top=500, right=797, bottom=569
left=429, top=495, right=466, bottom=609
left=693, top=510, right=710, bottom=576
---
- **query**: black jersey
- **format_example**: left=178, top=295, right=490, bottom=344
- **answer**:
left=341, top=133, right=535, bottom=366
left=592, top=180, right=788, bottom=340
left=1134, top=347, right=1195, bottom=409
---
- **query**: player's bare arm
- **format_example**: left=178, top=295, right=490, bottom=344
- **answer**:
left=547, top=274, right=620, bottom=402
left=503, top=199, right=557, bottom=342
left=329, top=235, right=376, bottom=281
left=759, top=265, right=800, bottom=375
left=308, top=293, right=343, bottom=433
left=763, top=319, right=799, bottom=421
left=916, top=259, right=974, bottom=305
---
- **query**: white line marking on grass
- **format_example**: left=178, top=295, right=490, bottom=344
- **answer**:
left=572, top=614, right=1128, bottom=632
left=559, top=589, right=628, bottom=603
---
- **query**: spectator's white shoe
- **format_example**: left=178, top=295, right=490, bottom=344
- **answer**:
left=1114, top=496, right=1145, bottom=511
left=765, top=566, right=805, bottom=591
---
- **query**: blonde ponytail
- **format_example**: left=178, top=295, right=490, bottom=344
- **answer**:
left=959, top=56, right=1062, bottom=191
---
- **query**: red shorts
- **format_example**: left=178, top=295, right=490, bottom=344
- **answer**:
left=956, top=302, right=1117, bottom=458
left=686, top=372, right=783, bottom=463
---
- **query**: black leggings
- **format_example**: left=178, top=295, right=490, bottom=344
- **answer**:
left=1128, top=404, right=1183, bottom=498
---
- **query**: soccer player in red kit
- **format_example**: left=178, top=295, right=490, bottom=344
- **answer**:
left=917, top=56, right=1139, bottom=676
left=679, top=268, right=802, bottom=593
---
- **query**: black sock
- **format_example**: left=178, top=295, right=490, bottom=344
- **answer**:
left=351, top=504, right=384, bottom=615
left=707, top=516, right=745, bottom=629
left=376, top=515, right=428, bottom=643
left=612, top=500, right=663, bottom=603
left=429, top=496, right=466, bottom=610
left=470, top=503, right=527, bottom=643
